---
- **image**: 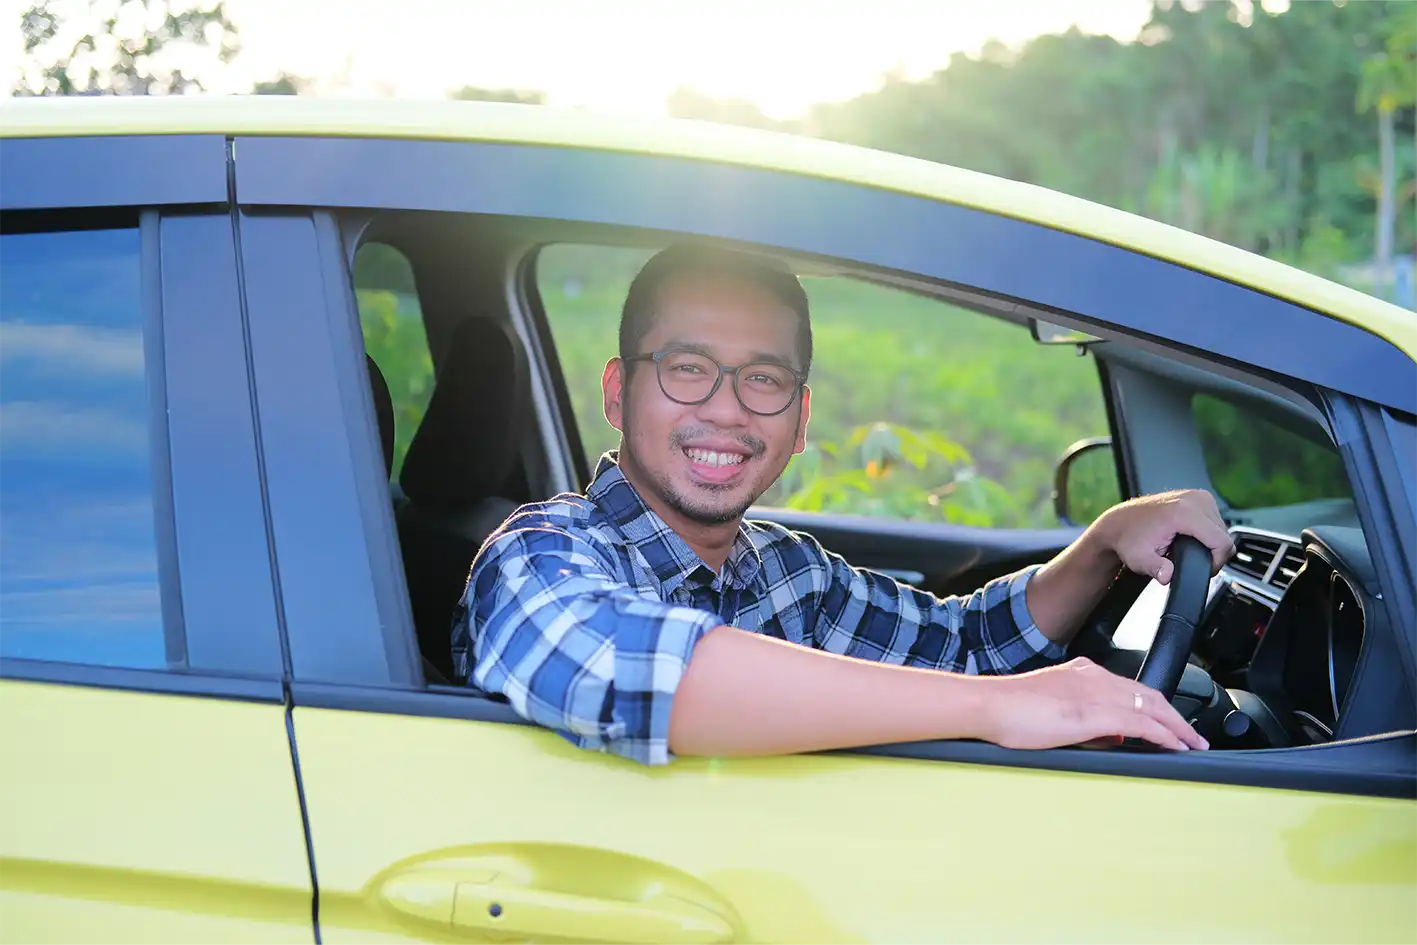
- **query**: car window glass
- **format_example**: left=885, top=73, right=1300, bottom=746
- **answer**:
left=354, top=242, right=433, bottom=479
left=0, top=228, right=166, bottom=668
left=1192, top=393, right=1352, bottom=510
left=537, top=243, right=1109, bottom=527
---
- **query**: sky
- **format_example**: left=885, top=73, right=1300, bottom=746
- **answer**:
left=7, top=0, right=1161, bottom=117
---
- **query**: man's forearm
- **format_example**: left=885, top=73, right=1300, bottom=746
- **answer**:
left=668, top=625, right=992, bottom=757
left=1025, top=527, right=1122, bottom=644
left=666, top=623, right=1207, bottom=758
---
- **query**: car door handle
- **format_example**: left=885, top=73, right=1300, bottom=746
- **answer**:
left=452, top=878, right=732, bottom=943
left=376, top=845, right=739, bottom=943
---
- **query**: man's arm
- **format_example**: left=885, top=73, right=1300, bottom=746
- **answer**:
left=668, top=627, right=1208, bottom=756
left=667, top=490, right=1234, bottom=760
left=460, top=523, right=719, bottom=765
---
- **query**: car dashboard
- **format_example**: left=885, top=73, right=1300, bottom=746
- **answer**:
left=1109, top=525, right=1377, bottom=750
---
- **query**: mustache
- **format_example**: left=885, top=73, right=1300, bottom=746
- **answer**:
left=669, top=427, right=767, bottom=458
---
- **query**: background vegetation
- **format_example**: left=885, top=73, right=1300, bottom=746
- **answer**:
left=18, top=0, right=1410, bottom=528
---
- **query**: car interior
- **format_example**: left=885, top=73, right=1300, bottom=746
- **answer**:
left=346, top=208, right=1415, bottom=760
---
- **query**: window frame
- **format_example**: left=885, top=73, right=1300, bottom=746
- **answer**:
left=233, top=136, right=1415, bottom=798
left=0, top=136, right=287, bottom=700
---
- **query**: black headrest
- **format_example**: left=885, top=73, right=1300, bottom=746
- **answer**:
left=367, top=354, right=396, bottom=478
left=399, top=318, right=529, bottom=506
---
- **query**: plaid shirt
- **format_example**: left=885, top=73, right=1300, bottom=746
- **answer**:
left=452, top=453, right=1064, bottom=765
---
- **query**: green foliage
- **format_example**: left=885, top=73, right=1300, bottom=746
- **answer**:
left=450, top=86, right=545, bottom=105
left=1192, top=394, right=1351, bottom=509
left=777, top=422, right=1026, bottom=527
left=673, top=1, right=1417, bottom=286
left=1137, top=144, right=1292, bottom=252
left=16, top=0, right=239, bottom=96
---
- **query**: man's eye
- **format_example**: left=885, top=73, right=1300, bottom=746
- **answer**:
left=747, top=372, right=784, bottom=388
left=671, top=362, right=707, bottom=374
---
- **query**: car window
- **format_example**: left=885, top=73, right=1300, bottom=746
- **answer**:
left=353, top=242, right=433, bottom=479
left=1192, top=393, right=1352, bottom=510
left=537, top=243, right=1109, bottom=528
left=0, top=227, right=166, bottom=668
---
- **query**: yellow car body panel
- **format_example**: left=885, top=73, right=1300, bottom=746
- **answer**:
left=0, top=681, right=314, bottom=943
left=294, top=707, right=1417, bottom=944
left=1, top=96, right=1412, bottom=364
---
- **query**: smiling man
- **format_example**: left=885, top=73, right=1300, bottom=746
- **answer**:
left=451, top=244, right=1232, bottom=764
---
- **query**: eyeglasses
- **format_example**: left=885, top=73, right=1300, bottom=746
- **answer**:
left=625, top=348, right=807, bottom=417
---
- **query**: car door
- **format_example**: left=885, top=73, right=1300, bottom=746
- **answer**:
left=232, top=130, right=1417, bottom=943
left=0, top=134, right=314, bottom=942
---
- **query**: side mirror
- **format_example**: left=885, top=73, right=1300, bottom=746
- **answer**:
left=1053, top=436, right=1122, bottom=527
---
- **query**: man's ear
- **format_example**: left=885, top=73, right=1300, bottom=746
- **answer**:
left=792, top=385, right=811, bottom=455
left=602, top=357, right=626, bottom=433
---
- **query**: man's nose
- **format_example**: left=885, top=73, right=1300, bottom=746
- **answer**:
left=694, top=374, right=750, bottom=425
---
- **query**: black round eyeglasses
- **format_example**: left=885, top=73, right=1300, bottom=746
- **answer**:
left=625, top=348, right=807, bottom=416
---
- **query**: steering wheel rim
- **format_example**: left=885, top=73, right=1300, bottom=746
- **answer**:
left=1134, top=535, right=1213, bottom=701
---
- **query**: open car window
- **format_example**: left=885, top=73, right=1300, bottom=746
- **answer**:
left=536, top=243, right=1111, bottom=529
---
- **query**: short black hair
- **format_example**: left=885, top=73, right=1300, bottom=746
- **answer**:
left=617, top=244, right=813, bottom=376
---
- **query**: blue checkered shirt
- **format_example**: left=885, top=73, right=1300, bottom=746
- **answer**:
left=452, top=453, right=1065, bottom=765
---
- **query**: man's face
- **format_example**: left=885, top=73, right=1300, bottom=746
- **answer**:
left=603, top=272, right=811, bottom=526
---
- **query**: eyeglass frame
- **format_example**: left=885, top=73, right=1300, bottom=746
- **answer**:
left=623, top=346, right=809, bottom=417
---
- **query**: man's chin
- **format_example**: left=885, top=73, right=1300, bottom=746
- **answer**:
left=668, top=482, right=756, bottom=526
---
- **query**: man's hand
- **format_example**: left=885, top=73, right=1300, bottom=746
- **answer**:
left=981, top=656, right=1209, bottom=752
left=1093, top=489, right=1236, bottom=584
left=1027, top=488, right=1235, bottom=644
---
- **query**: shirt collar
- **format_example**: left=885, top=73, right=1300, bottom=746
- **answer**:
left=586, top=451, right=763, bottom=594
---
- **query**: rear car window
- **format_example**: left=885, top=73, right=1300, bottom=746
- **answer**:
left=354, top=242, right=433, bottom=479
left=0, top=228, right=165, bottom=667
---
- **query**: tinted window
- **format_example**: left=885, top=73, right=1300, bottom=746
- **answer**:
left=0, top=228, right=165, bottom=667
left=537, top=244, right=1109, bottom=528
left=1193, top=393, right=1352, bottom=509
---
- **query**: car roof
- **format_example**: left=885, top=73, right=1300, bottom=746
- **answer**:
left=4, top=95, right=1413, bottom=361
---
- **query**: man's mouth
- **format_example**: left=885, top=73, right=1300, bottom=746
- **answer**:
left=683, top=447, right=748, bottom=469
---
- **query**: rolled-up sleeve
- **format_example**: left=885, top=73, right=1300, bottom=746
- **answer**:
left=806, top=540, right=1066, bottom=674
left=455, top=525, right=719, bottom=765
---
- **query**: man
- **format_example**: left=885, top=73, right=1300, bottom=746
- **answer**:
left=451, top=244, right=1231, bottom=765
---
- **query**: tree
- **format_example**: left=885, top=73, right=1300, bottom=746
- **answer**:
left=449, top=86, right=545, bottom=105
left=1357, top=3, right=1417, bottom=296
left=252, top=72, right=311, bottom=95
left=16, top=0, right=239, bottom=96
left=667, top=87, right=784, bottom=131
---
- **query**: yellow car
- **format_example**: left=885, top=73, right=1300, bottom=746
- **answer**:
left=1, top=96, right=1414, bottom=944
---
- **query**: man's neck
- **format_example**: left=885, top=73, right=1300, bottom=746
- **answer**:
left=615, top=457, right=739, bottom=573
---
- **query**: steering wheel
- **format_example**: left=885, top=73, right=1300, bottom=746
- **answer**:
left=1134, top=535, right=1213, bottom=701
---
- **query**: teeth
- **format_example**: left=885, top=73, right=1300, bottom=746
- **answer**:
left=686, top=448, right=746, bottom=468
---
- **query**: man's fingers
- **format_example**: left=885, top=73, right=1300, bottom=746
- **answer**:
left=1179, top=499, right=1235, bottom=572
left=1136, top=687, right=1209, bottom=750
left=1124, top=713, right=1189, bottom=751
left=1196, top=517, right=1236, bottom=573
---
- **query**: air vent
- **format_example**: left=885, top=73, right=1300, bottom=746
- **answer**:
left=1272, top=544, right=1307, bottom=590
left=1228, top=532, right=1283, bottom=582
left=1224, top=528, right=1304, bottom=595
